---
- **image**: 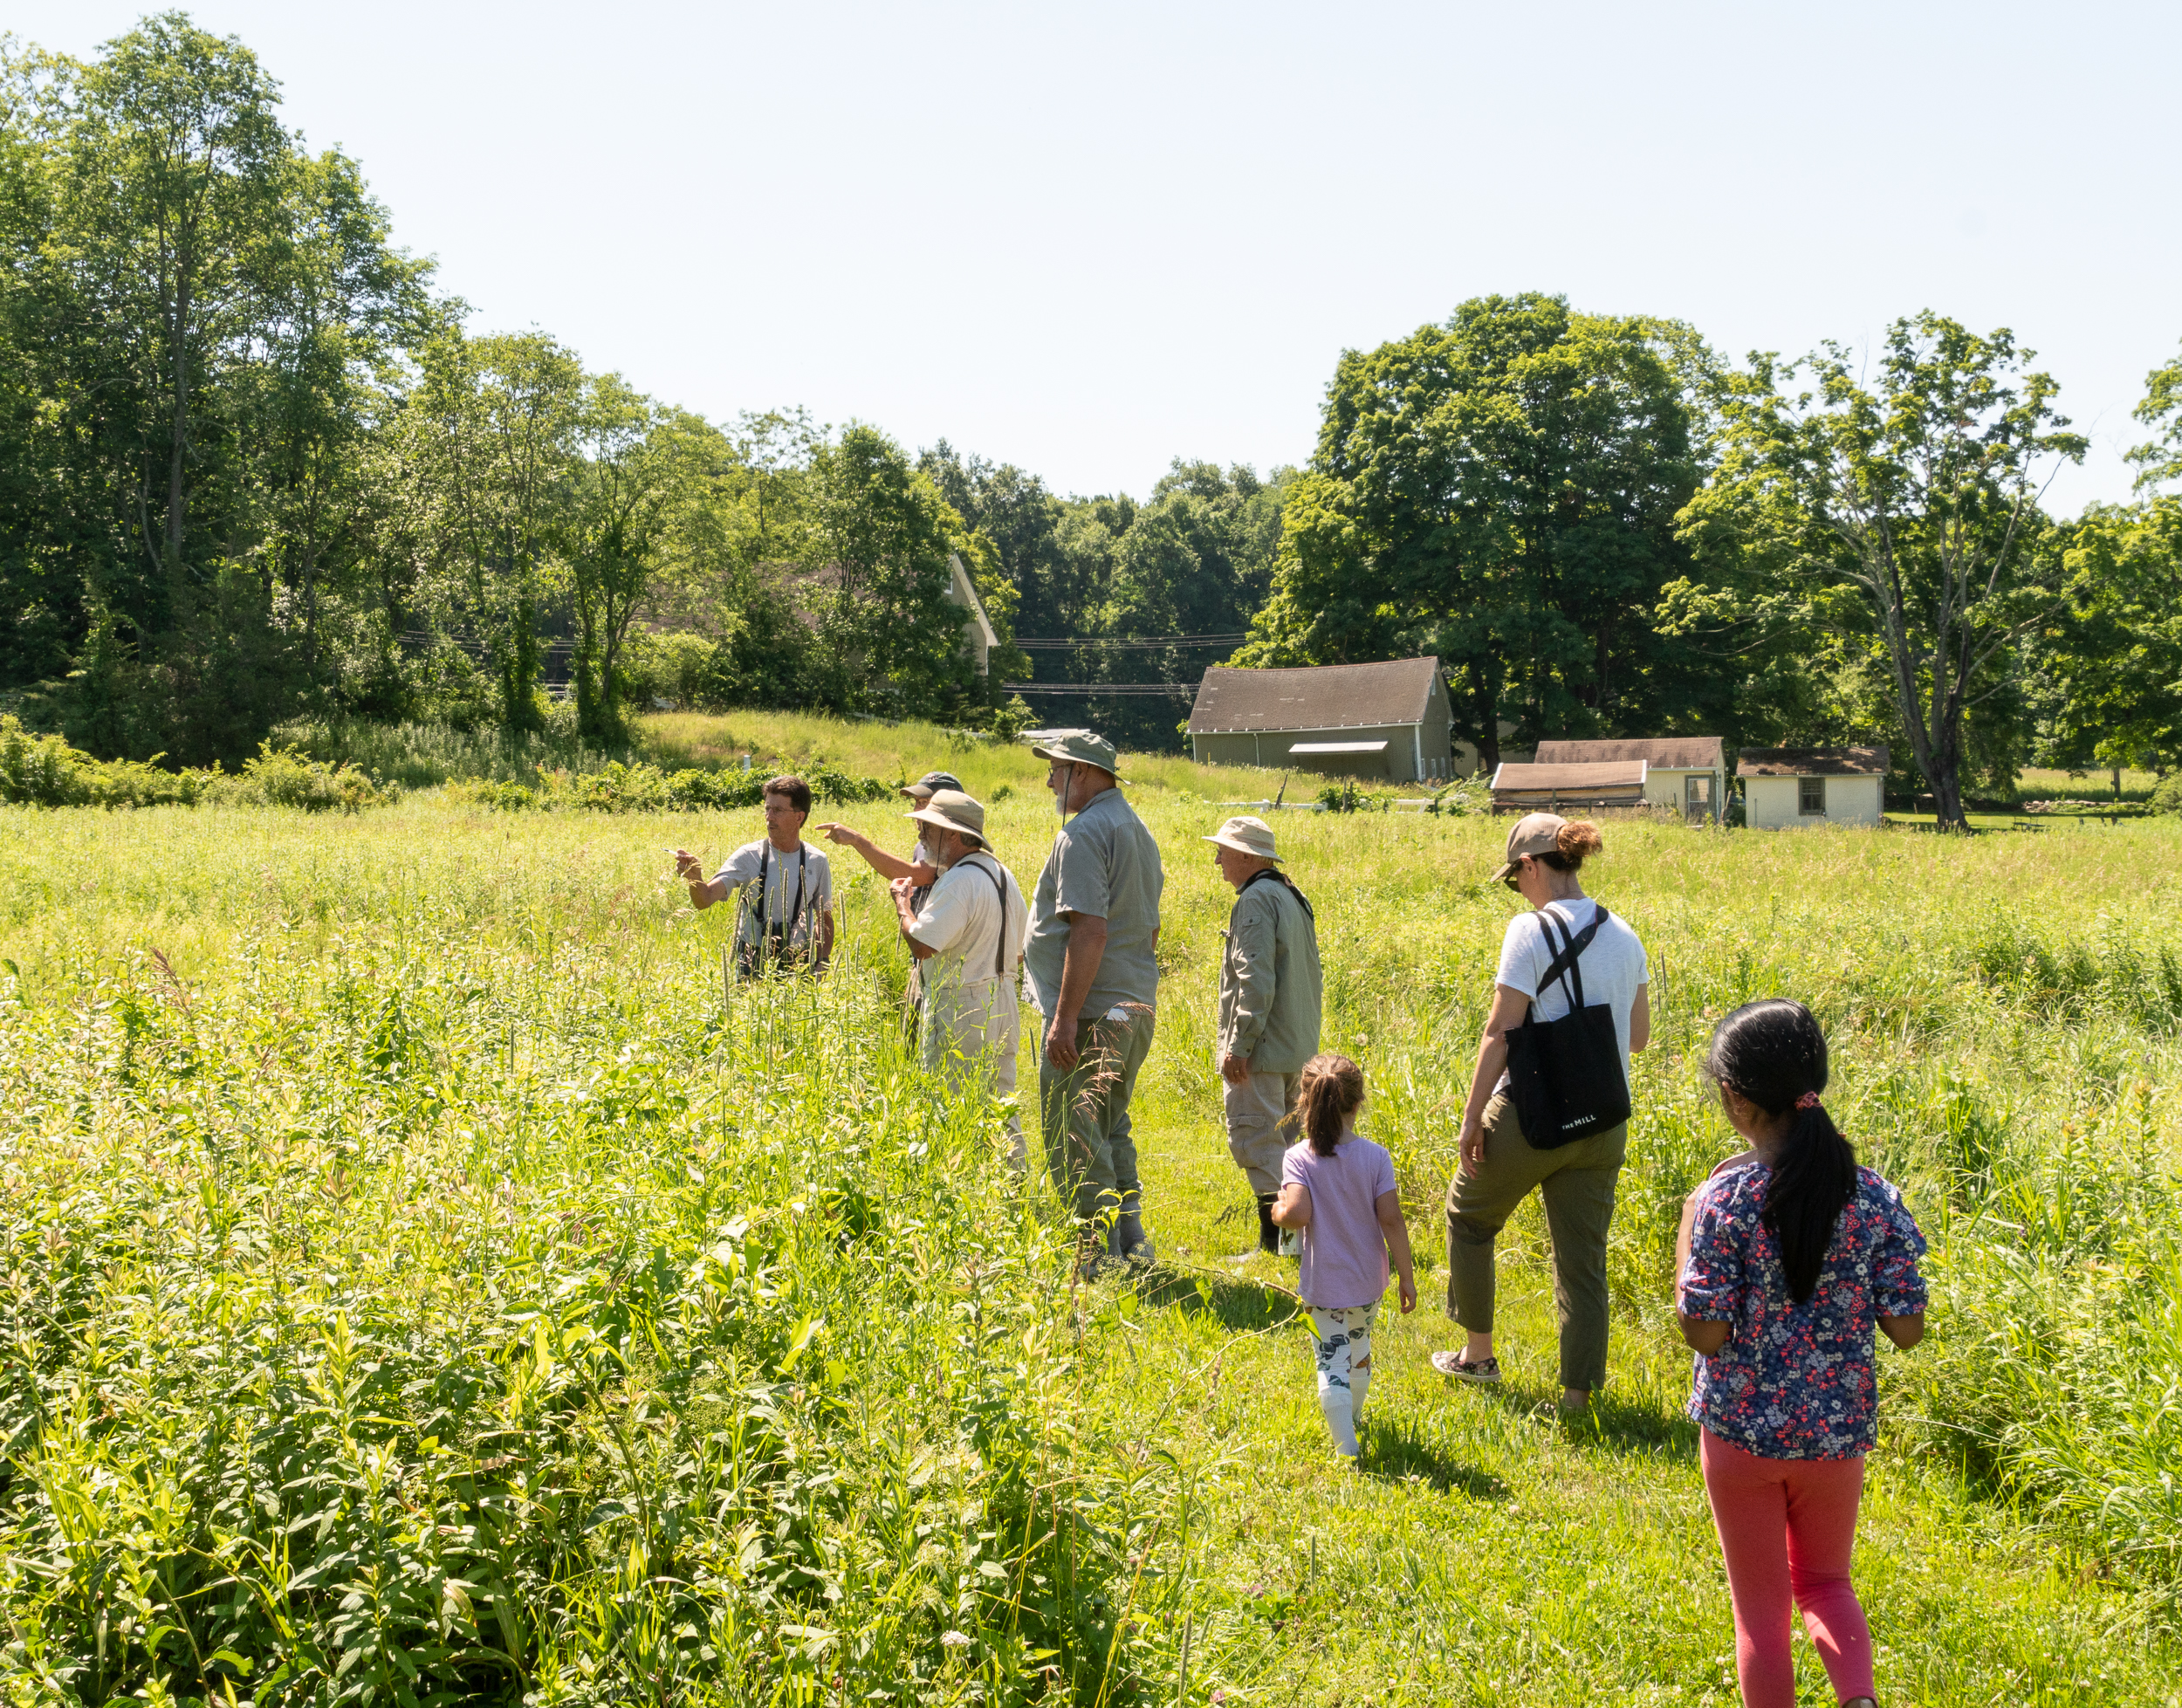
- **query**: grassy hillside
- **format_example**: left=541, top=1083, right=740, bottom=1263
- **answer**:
left=4, top=751, right=2182, bottom=1704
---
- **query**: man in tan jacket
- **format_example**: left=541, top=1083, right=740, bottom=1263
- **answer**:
left=1204, top=815, right=1321, bottom=1256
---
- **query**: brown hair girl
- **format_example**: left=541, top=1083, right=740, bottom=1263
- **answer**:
left=1296, top=1052, right=1366, bottom=1156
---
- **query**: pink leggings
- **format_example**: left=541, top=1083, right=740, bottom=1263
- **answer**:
left=1699, top=1428, right=1874, bottom=1708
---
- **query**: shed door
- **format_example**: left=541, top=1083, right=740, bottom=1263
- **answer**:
left=1684, top=773, right=1713, bottom=820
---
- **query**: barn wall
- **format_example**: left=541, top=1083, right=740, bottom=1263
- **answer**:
left=1188, top=724, right=1427, bottom=779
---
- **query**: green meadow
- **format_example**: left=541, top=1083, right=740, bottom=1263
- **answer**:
left=4, top=712, right=2181, bottom=1705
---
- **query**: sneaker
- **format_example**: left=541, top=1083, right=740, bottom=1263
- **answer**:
left=1431, top=1350, right=1500, bottom=1383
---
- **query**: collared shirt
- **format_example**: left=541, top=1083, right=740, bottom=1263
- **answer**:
left=1023, top=786, right=1163, bottom=1018
left=1217, top=872, right=1321, bottom=1072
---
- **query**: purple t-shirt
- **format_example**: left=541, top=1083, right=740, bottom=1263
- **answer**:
left=1281, top=1133, right=1397, bottom=1310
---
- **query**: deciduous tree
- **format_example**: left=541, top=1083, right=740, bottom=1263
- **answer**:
left=1684, top=313, right=2084, bottom=828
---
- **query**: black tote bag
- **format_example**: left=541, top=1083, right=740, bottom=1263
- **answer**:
left=1502, top=904, right=1631, bottom=1150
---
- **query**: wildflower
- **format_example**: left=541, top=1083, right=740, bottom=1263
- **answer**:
left=940, top=1630, right=972, bottom=1649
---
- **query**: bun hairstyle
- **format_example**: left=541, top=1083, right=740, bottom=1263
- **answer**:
left=1538, top=820, right=1603, bottom=873
left=1295, top=1052, right=1366, bottom=1157
left=1704, top=998, right=1856, bottom=1304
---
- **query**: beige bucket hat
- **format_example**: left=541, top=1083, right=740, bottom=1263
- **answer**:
left=904, top=788, right=986, bottom=847
left=1028, top=730, right=1120, bottom=774
left=1201, top=814, right=1280, bottom=861
left=1491, top=812, right=1567, bottom=884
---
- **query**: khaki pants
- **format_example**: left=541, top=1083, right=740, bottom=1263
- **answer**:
left=920, top=974, right=1024, bottom=1164
left=1224, top=1068, right=1301, bottom=1196
left=1444, top=1091, right=1626, bottom=1393
left=1038, top=1009, right=1155, bottom=1223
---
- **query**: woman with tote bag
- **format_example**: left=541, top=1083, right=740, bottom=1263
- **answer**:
left=1431, top=813, right=1651, bottom=1409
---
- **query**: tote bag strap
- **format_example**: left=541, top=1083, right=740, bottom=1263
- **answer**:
left=1535, top=903, right=1609, bottom=1010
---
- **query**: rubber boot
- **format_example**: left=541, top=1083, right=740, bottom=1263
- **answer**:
left=1112, top=1192, right=1155, bottom=1266
left=1256, top=1194, right=1280, bottom=1255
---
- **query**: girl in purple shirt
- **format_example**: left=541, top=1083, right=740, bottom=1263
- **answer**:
left=1675, top=999, right=1927, bottom=1708
left=1272, top=1053, right=1417, bottom=1462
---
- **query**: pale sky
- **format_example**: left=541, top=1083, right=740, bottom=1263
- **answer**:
left=15, top=1, right=2180, bottom=517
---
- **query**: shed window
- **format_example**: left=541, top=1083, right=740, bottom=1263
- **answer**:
left=1799, top=777, right=1825, bottom=815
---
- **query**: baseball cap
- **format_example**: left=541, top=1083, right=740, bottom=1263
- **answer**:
left=1492, top=812, right=1566, bottom=884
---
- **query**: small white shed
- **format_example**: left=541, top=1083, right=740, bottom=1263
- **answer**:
left=1737, top=747, right=1889, bottom=828
left=1534, top=737, right=1726, bottom=822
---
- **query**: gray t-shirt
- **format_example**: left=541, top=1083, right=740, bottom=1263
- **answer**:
left=1024, top=786, right=1163, bottom=1018
left=712, top=838, right=834, bottom=954
left=1493, top=897, right=1648, bottom=1093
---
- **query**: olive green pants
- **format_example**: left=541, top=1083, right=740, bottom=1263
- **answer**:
left=1039, top=1009, right=1156, bottom=1224
left=1444, top=1091, right=1627, bottom=1393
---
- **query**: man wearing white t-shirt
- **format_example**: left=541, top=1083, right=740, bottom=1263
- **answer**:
left=889, top=790, right=1029, bottom=1160
left=673, top=774, right=834, bottom=977
left=818, top=768, right=959, bottom=1019
left=1430, top=813, right=1650, bottom=1410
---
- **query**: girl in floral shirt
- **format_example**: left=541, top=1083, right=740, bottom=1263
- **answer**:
left=1675, top=999, right=1927, bottom=1708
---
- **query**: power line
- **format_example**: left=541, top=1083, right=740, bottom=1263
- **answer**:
left=1002, top=682, right=1200, bottom=697
left=1011, top=634, right=1245, bottom=650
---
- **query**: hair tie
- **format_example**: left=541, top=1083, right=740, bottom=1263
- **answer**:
left=1795, top=1091, right=1822, bottom=1111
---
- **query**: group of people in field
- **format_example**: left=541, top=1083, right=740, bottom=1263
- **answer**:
left=671, top=731, right=1929, bottom=1708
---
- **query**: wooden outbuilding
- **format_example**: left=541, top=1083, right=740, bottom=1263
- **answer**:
left=1534, top=737, right=1726, bottom=821
left=1736, top=747, right=1889, bottom=828
left=1488, top=760, right=1648, bottom=814
left=1186, top=657, right=1457, bottom=782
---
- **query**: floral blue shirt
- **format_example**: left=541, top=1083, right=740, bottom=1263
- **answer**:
left=1678, top=1162, right=1927, bottom=1461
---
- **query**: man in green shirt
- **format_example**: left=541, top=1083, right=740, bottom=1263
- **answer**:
left=1204, top=815, right=1321, bottom=1255
left=1023, top=731, right=1164, bottom=1272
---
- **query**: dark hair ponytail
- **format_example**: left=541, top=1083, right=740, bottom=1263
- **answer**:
left=1704, top=998, right=1856, bottom=1304
left=1295, top=1053, right=1365, bottom=1157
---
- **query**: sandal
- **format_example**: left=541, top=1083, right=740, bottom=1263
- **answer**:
left=1431, top=1350, right=1500, bottom=1383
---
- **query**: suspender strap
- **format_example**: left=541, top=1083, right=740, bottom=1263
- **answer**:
left=957, top=853, right=1009, bottom=978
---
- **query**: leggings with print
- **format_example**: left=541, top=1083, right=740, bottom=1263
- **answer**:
left=1308, top=1302, right=1378, bottom=1457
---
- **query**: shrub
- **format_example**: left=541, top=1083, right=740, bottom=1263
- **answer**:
left=0, top=715, right=93, bottom=806
left=223, top=742, right=388, bottom=812
left=2152, top=772, right=2182, bottom=816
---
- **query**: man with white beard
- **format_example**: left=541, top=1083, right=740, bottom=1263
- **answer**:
left=889, top=789, right=1029, bottom=1161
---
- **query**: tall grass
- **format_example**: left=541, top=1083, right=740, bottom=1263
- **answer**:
left=0, top=818, right=1196, bottom=1705
left=6, top=777, right=2182, bottom=1700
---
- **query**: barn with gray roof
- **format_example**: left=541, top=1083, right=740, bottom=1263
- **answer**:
left=1186, top=657, right=1456, bottom=782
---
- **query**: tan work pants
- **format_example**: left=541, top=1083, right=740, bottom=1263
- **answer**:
left=1444, top=1091, right=1627, bottom=1393
left=1223, top=1068, right=1301, bottom=1196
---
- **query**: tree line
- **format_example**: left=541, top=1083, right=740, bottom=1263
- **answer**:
left=4, top=16, right=2179, bottom=828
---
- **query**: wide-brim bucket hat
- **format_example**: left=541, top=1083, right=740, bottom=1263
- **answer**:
left=1202, top=814, right=1280, bottom=861
left=905, top=788, right=986, bottom=846
left=1029, top=730, right=1120, bottom=775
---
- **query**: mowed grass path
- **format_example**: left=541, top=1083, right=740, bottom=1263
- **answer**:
left=3, top=776, right=2180, bottom=1704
